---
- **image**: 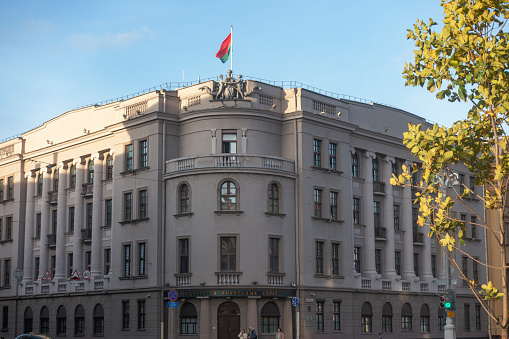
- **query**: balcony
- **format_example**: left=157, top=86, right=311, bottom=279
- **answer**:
left=413, top=232, right=424, bottom=244
left=47, top=234, right=56, bottom=247
left=48, top=191, right=58, bottom=205
left=375, top=227, right=386, bottom=239
left=81, top=228, right=92, bottom=242
left=267, top=272, right=285, bottom=286
left=166, top=154, right=295, bottom=175
left=373, top=181, right=385, bottom=194
left=82, top=183, right=93, bottom=198
left=216, top=272, right=242, bottom=285
left=175, top=273, right=192, bottom=286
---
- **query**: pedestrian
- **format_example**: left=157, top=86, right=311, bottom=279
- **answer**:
left=248, top=326, right=257, bottom=339
left=238, top=328, right=247, bottom=339
left=275, top=328, right=285, bottom=339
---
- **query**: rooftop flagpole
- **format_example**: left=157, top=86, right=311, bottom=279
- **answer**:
left=230, top=25, right=233, bottom=72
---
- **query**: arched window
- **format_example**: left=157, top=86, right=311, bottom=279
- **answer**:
left=180, top=184, right=190, bottom=214
left=180, top=302, right=197, bottom=334
left=220, top=181, right=237, bottom=210
left=88, top=160, right=94, bottom=184
left=94, top=304, right=104, bottom=335
left=401, top=303, right=413, bottom=330
left=70, top=164, right=76, bottom=188
left=40, top=306, right=49, bottom=334
left=57, top=305, right=66, bottom=334
left=260, top=302, right=280, bottom=333
left=106, top=154, right=114, bottom=180
left=382, top=302, right=393, bottom=333
left=24, top=307, right=33, bottom=333
left=268, top=183, right=280, bottom=213
left=361, top=302, right=372, bottom=333
left=74, top=305, right=85, bottom=335
left=420, top=304, right=430, bottom=332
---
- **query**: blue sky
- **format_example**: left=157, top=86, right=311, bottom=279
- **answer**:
left=0, top=0, right=471, bottom=140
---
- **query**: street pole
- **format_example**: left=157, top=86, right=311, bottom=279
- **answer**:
left=444, top=250, right=456, bottom=339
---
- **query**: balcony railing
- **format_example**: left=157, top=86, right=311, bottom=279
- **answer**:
left=402, top=281, right=411, bottom=291
left=375, top=227, right=386, bottom=239
left=382, top=280, right=392, bottom=290
left=82, top=183, right=93, bottom=197
left=167, top=154, right=295, bottom=174
left=413, top=232, right=424, bottom=244
left=175, top=274, right=192, bottom=286
left=216, top=272, right=241, bottom=285
left=81, top=228, right=92, bottom=242
left=267, top=273, right=285, bottom=286
left=373, top=181, right=385, bottom=194
left=48, top=191, right=58, bottom=205
left=47, top=234, right=56, bottom=247
left=361, top=278, right=371, bottom=289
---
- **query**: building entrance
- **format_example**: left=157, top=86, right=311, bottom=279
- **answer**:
left=217, top=301, right=240, bottom=339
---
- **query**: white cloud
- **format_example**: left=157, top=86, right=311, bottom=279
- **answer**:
left=67, top=27, right=153, bottom=51
left=24, top=19, right=57, bottom=33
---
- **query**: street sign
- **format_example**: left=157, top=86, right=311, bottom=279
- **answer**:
left=168, top=302, right=178, bottom=308
left=82, top=269, right=91, bottom=280
left=70, top=270, right=80, bottom=281
left=448, top=311, right=455, bottom=317
left=168, top=290, right=178, bottom=301
left=13, top=269, right=23, bottom=280
left=292, top=297, right=300, bottom=307
left=41, top=270, right=52, bottom=281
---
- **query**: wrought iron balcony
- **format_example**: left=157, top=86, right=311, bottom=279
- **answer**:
left=82, top=183, right=93, bottom=197
left=81, top=228, right=92, bottom=242
left=413, top=232, right=424, bottom=244
left=47, top=234, right=56, bottom=247
left=375, top=227, right=386, bottom=239
left=48, top=191, right=58, bottom=205
left=373, top=181, right=385, bottom=194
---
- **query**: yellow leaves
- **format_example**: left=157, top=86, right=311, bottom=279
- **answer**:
left=440, top=233, right=456, bottom=251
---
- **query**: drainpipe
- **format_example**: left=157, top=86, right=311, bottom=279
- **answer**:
left=293, top=88, right=301, bottom=339
left=160, top=117, right=167, bottom=339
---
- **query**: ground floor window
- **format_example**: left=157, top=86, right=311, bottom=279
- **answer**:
left=180, top=302, right=198, bottom=334
left=261, top=302, right=280, bottom=333
left=361, top=302, right=373, bottom=333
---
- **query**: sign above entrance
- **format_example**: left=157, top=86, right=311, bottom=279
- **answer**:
left=176, top=289, right=296, bottom=298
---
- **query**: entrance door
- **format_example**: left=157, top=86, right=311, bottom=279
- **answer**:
left=217, top=301, right=240, bottom=339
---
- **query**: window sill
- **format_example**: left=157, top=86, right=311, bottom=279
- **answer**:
left=100, top=225, right=111, bottom=230
left=119, top=217, right=150, bottom=225
left=92, top=334, right=104, bottom=337
left=74, top=334, right=85, bottom=337
left=1, top=198, right=14, bottom=204
left=352, top=177, right=364, bottom=183
left=0, top=239, right=13, bottom=244
left=312, top=216, right=344, bottom=223
left=314, top=274, right=330, bottom=279
left=174, top=212, right=194, bottom=219
left=118, top=275, right=148, bottom=280
left=331, top=275, right=345, bottom=279
left=311, top=166, right=343, bottom=175
left=1, top=329, right=8, bottom=332
left=264, top=212, right=286, bottom=218
left=120, top=167, right=150, bottom=177
left=214, top=210, right=243, bottom=216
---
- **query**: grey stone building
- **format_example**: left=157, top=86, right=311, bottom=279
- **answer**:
left=0, top=73, right=487, bottom=338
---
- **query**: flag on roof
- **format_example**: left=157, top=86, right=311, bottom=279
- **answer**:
left=215, top=33, right=232, bottom=63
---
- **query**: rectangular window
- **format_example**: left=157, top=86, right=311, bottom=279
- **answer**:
left=420, top=316, right=430, bottom=332
left=373, top=201, right=381, bottom=228
left=316, top=241, right=324, bottom=274
left=34, top=257, right=40, bottom=279
left=372, top=158, right=379, bottom=181
left=354, top=247, right=361, bottom=273
left=329, top=143, right=337, bottom=170
left=393, top=205, right=400, bottom=230
left=51, top=210, right=57, bottom=235
left=316, top=301, right=324, bottom=331
left=269, top=238, right=280, bottom=273
left=85, top=251, right=91, bottom=271
left=179, top=238, right=190, bottom=274
left=86, top=203, right=93, bottom=229
left=222, top=133, right=237, bottom=154
left=459, top=173, right=465, bottom=194
left=438, top=316, right=445, bottom=332
left=37, top=173, right=43, bottom=196
left=351, top=153, right=359, bottom=178
left=123, top=244, right=131, bottom=277
left=36, top=213, right=41, bottom=238
left=470, top=176, right=475, bottom=196
left=139, top=139, right=148, bottom=168
left=125, top=144, right=133, bottom=171
left=314, top=189, right=322, bottom=217
left=105, top=199, right=112, bottom=227
left=473, top=258, right=479, bottom=282
left=4, top=259, right=10, bottom=286
left=124, top=192, right=132, bottom=222
left=313, top=139, right=321, bottom=167
left=462, top=257, right=469, bottom=282
left=7, top=176, right=13, bottom=200
left=464, top=304, right=470, bottom=331
left=329, top=191, right=338, bottom=220
left=138, top=242, right=146, bottom=276
left=53, top=171, right=59, bottom=192
left=333, top=301, right=341, bottom=331
left=137, top=300, right=146, bottom=330
left=67, top=253, right=73, bottom=278
left=353, top=198, right=360, bottom=224
left=412, top=208, right=419, bottom=231
left=104, top=249, right=111, bottom=275
left=70, top=165, right=76, bottom=189
left=0, top=178, right=3, bottom=200
left=51, top=255, right=56, bottom=279
left=475, top=304, right=481, bottom=330
left=220, top=236, right=237, bottom=272
left=471, top=216, right=477, bottom=239
left=375, top=249, right=382, bottom=274
left=0, top=218, right=2, bottom=241
left=2, top=306, right=7, bottom=330
left=6, top=216, right=12, bottom=240
left=68, top=206, right=75, bottom=232
left=332, top=243, right=340, bottom=276
left=414, top=253, right=419, bottom=277
left=395, top=251, right=401, bottom=276
left=122, top=301, right=130, bottom=330
left=382, top=314, right=392, bottom=333
left=139, top=190, right=147, bottom=219
left=392, top=161, right=398, bottom=176
left=431, top=255, right=436, bottom=278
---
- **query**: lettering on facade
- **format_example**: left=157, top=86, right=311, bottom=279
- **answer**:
left=175, top=289, right=296, bottom=298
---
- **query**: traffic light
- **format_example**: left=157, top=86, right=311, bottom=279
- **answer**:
left=444, top=289, right=453, bottom=309
left=439, top=295, right=446, bottom=308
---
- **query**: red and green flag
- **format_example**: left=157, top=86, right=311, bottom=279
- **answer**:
left=215, top=33, right=231, bottom=63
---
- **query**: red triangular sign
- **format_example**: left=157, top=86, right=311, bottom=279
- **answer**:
left=70, top=269, right=80, bottom=281
left=41, top=270, right=52, bottom=281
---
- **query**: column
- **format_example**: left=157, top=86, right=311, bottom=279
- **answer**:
left=283, top=298, right=293, bottom=339
left=383, top=156, right=397, bottom=278
left=247, top=296, right=259, bottom=333
left=91, top=152, right=104, bottom=277
left=421, top=221, right=434, bottom=280
left=22, top=171, right=36, bottom=283
left=107, top=149, right=115, bottom=277
left=72, top=158, right=85, bottom=274
left=362, top=151, right=377, bottom=278
left=54, top=163, right=68, bottom=280
left=402, top=161, right=416, bottom=280
left=38, top=167, right=51, bottom=279
left=198, top=297, right=210, bottom=339
left=349, top=147, right=357, bottom=275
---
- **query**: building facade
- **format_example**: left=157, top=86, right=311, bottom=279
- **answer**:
left=0, top=73, right=488, bottom=338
